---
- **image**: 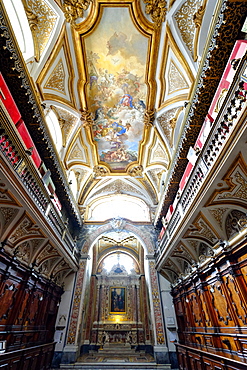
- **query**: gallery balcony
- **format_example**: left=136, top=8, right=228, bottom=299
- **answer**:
left=155, top=51, right=247, bottom=273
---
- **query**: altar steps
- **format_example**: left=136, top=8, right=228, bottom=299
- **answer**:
left=59, top=343, right=171, bottom=369
left=59, top=364, right=171, bottom=369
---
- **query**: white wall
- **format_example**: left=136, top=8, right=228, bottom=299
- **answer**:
left=159, top=274, right=178, bottom=352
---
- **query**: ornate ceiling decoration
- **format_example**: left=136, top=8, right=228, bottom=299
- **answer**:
left=156, top=107, right=182, bottom=148
left=37, top=26, right=76, bottom=107
left=4, top=0, right=245, bottom=232
left=63, top=0, right=93, bottom=25
left=22, top=0, right=58, bottom=61
left=174, top=0, right=206, bottom=61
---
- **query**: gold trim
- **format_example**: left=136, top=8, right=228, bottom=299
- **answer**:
left=143, top=0, right=167, bottom=29
left=158, top=94, right=189, bottom=111
left=168, top=0, right=176, bottom=10
left=193, top=0, right=207, bottom=62
left=63, top=0, right=93, bottom=26
left=147, top=127, right=171, bottom=168
left=21, top=0, right=40, bottom=61
left=36, top=25, right=77, bottom=108
left=158, top=24, right=194, bottom=109
left=64, top=129, right=90, bottom=167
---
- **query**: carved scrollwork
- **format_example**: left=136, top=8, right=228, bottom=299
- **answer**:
left=63, top=0, right=93, bottom=25
left=128, top=165, right=143, bottom=178
left=144, top=110, right=155, bottom=127
left=143, top=0, right=167, bottom=28
left=93, top=165, right=109, bottom=178
left=193, top=4, right=206, bottom=28
left=80, top=109, right=93, bottom=127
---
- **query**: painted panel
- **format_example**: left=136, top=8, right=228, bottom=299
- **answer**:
left=85, top=7, right=148, bottom=171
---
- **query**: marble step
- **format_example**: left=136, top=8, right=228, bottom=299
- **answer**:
left=60, top=363, right=171, bottom=369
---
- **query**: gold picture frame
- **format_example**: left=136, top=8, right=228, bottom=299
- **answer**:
left=110, top=287, right=126, bottom=314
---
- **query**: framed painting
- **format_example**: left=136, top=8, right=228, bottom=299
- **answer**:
left=110, top=287, right=126, bottom=313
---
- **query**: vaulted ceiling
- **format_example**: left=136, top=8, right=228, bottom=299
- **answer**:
left=2, top=0, right=217, bottom=225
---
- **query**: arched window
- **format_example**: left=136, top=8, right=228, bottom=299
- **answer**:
left=45, top=109, right=63, bottom=153
left=102, top=253, right=135, bottom=274
left=87, top=194, right=150, bottom=222
left=68, top=170, right=77, bottom=199
left=3, top=0, right=34, bottom=61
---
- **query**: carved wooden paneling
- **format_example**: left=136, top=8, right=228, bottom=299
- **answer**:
left=223, top=274, right=247, bottom=326
left=0, top=251, right=63, bottom=357
left=172, top=238, right=247, bottom=369
left=209, top=281, right=233, bottom=327
left=176, top=344, right=247, bottom=370
left=0, top=279, right=20, bottom=324
left=0, top=343, right=55, bottom=370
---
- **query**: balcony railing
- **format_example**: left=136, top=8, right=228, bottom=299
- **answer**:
left=156, top=54, right=247, bottom=261
left=0, top=101, right=78, bottom=259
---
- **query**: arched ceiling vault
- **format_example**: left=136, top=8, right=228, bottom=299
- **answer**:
left=2, top=0, right=227, bottom=223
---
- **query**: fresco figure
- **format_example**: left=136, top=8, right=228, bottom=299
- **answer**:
left=119, top=94, right=134, bottom=108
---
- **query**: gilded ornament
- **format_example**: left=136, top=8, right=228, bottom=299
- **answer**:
left=92, top=179, right=144, bottom=197
left=22, top=0, right=57, bottom=61
left=63, top=0, right=93, bottom=25
left=157, top=107, right=179, bottom=147
left=144, top=110, right=155, bottom=127
left=93, top=166, right=109, bottom=178
left=193, top=4, right=206, bottom=28
left=168, top=61, right=189, bottom=94
left=45, top=60, right=66, bottom=93
left=143, top=0, right=167, bottom=28
left=52, top=106, right=78, bottom=146
left=68, top=144, right=85, bottom=161
left=174, top=0, right=201, bottom=56
left=128, top=165, right=144, bottom=178
left=23, top=5, right=38, bottom=32
left=80, top=109, right=93, bottom=127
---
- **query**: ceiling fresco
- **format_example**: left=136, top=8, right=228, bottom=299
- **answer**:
left=85, top=7, right=148, bottom=171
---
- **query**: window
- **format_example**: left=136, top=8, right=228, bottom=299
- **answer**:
left=87, top=194, right=150, bottom=222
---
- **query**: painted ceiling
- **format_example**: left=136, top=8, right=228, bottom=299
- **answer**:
left=7, top=0, right=216, bottom=223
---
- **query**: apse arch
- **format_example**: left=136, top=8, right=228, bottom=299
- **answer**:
left=80, top=221, right=156, bottom=256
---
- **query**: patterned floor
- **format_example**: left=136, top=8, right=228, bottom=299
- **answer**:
left=77, top=352, right=156, bottom=363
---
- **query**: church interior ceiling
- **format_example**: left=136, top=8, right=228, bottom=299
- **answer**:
left=0, top=0, right=247, bottom=286
left=5, top=0, right=211, bottom=222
